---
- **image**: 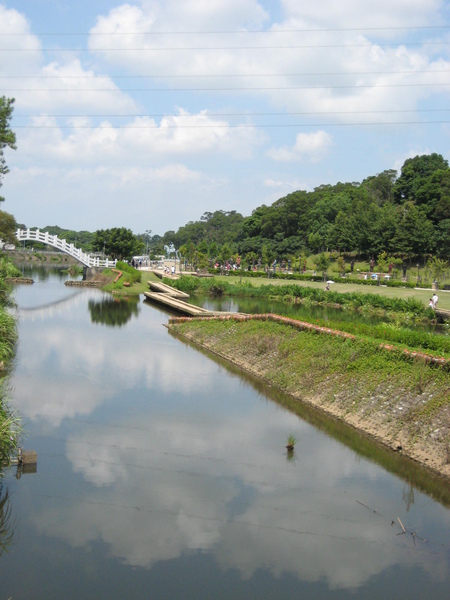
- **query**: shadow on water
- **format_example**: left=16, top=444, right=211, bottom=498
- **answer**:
left=167, top=328, right=450, bottom=508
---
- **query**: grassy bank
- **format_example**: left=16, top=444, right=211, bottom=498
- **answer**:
left=167, top=315, right=450, bottom=481
left=174, top=273, right=450, bottom=310
left=169, top=275, right=438, bottom=317
left=0, top=255, right=21, bottom=465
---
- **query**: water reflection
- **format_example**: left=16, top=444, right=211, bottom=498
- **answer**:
left=2, top=270, right=449, bottom=599
left=33, top=412, right=449, bottom=590
left=0, top=480, right=15, bottom=557
left=88, top=296, right=140, bottom=327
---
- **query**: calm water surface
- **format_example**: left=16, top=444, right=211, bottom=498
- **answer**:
left=0, top=269, right=449, bottom=599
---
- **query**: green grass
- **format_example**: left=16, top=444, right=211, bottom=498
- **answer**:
left=0, top=254, right=21, bottom=465
left=205, top=274, right=450, bottom=310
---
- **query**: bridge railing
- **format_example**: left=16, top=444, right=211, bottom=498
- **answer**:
left=15, top=228, right=117, bottom=268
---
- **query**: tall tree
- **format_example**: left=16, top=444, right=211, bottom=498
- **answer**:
left=92, top=228, right=144, bottom=260
left=0, top=210, right=17, bottom=244
left=393, top=153, right=449, bottom=203
left=0, top=97, right=16, bottom=203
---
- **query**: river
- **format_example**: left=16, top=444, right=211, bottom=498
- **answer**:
left=0, top=268, right=449, bottom=599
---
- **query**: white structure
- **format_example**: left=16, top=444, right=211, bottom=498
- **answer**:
left=15, top=229, right=117, bottom=268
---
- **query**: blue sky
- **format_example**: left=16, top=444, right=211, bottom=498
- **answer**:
left=1, top=0, right=449, bottom=236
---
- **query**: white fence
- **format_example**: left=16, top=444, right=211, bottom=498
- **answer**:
left=15, top=229, right=117, bottom=268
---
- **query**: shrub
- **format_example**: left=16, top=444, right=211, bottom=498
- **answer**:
left=116, top=261, right=141, bottom=284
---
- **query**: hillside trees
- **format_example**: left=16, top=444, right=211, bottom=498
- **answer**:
left=161, top=153, right=448, bottom=262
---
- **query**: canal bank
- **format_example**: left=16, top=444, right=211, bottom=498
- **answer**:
left=167, top=315, right=450, bottom=482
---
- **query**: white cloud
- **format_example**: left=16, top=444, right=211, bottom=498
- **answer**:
left=280, top=0, right=444, bottom=29
left=84, top=1, right=450, bottom=121
left=14, top=109, right=262, bottom=165
left=267, top=130, right=333, bottom=162
left=0, top=5, right=42, bottom=74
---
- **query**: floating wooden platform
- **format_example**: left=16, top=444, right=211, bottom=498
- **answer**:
left=435, top=308, right=450, bottom=321
left=147, top=280, right=190, bottom=298
left=144, top=291, right=213, bottom=316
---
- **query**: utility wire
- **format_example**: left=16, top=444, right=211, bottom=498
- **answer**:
left=12, top=121, right=449, bottom=128
left=4, top=83, right=449, bottom=91
left=1, top=25, right=449, bottom=35
left=2, top=42, right=449, bottom=51
left=13, top=109, right=450, bottom=119
left=0, top=69, right=449, bottom=78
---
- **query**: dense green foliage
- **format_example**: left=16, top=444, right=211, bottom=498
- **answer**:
left=0, top=99, right=21, bottom=464
left=92, top=228, right=144, bottom=260
left=0, top=97, right=16, bottom=204
left=160, top=154, right=449, bottom=266
left=0, top=210, right=17, bottom=246
left=115, top=260, right=142, bottom=283
left=0, top=254, right=20, bottom=465
left=163, top=210, right=244, bottom=248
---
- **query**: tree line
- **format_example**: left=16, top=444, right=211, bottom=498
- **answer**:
left=160, top=153, right=449, bottom=266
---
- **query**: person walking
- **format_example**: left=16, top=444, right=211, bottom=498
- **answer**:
left=432, top=292, right=438, bottom=309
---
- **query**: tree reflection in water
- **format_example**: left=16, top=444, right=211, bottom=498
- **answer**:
left=88, top=297, right=140, bottom=327
left=0, top=478, right=15, bottom=557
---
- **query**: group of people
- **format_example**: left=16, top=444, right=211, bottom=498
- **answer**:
left=163, top=265, right=176, bottom=276
left=428, top=293, right=439, bottom=310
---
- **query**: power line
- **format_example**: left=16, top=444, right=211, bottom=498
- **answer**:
left=13, top=109, right=450, bottom=119
left=3, top=83, right=449, bottom=92
left=1, top=25, right=449, bottom=35
left=12, top=121, right=449, bottom=129
left=0, top=69, right=449, bottom=79
left=1, top=42, right=449, bottom=51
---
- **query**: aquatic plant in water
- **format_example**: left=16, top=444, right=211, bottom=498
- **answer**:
left=286, top=433, right=298, bottom=450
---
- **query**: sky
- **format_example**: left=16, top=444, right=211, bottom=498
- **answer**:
left=1, top=0, right=449, bottom=237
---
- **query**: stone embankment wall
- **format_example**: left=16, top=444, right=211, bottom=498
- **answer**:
left=64, top=280, right=103, bottom=287
left=5, top=277, right=34, bottom=284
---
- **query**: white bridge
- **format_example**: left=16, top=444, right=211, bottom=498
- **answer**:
left=15, top=228, right=117, bottom=268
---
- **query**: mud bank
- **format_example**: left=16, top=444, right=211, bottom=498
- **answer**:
left=167, top=315, right=450, bottom=482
